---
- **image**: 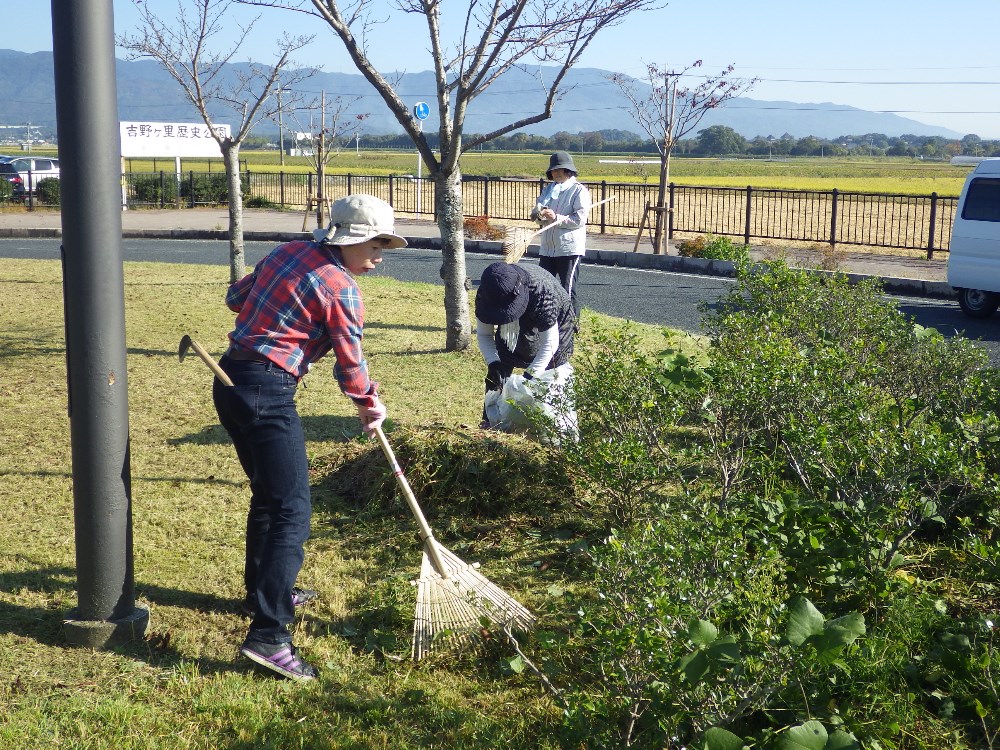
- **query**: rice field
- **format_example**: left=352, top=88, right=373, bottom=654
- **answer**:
left=124, top=150, right=972, bottom=196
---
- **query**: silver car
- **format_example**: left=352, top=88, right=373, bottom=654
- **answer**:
left=0, top=156, right=60, bottom=195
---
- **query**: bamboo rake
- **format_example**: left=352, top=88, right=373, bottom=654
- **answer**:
left=373, top=426, right=535, bottom=660
left=502, top=196, right=617, bottom=263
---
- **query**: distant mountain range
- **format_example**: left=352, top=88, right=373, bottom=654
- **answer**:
left=0, top=49, right=964, bottom=142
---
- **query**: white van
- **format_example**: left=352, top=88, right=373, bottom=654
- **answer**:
left=947, top=158, right=1000, bottom=317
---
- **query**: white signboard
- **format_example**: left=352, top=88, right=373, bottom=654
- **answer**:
left=119, top=121, right=230, bottom=158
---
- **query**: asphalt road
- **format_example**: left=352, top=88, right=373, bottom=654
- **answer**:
left=4, top=237, right=1000, bottom=359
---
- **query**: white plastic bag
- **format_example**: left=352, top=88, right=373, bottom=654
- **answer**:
left=484, top=363, right=578, bottom=441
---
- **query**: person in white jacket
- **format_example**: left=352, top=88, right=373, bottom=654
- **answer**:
left=530, top=151, right=592, bottom=326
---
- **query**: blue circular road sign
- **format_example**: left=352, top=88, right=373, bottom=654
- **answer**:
left=413, top=102, right=430, bottom=121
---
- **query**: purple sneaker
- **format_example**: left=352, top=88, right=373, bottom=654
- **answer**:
left=241, top=587, right=318, bottom=617
left=240, top=640, right=318, bottom=682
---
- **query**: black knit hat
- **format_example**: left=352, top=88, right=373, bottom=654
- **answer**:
left=546, top=151, right=577, bottom=179
left=476, top=262, right=531, bottom=325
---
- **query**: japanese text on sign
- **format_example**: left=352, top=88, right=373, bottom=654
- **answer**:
left=119, top=121, right=231, bottom=158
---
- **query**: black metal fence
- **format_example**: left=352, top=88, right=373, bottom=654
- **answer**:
left=121, top=170, right=959, bottom=257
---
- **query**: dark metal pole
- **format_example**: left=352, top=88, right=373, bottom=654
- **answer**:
left=52, top=0, right=149, bottom=647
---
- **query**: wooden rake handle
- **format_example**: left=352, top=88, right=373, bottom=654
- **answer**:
left=532, top=195, right=617, bottom=238
left=179, top=335, right=234, bottom=387
left=373, top=426, right=450, bottom=578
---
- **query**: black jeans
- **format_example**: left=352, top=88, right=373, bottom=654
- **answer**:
left=213, top=355, right=309, bottom=645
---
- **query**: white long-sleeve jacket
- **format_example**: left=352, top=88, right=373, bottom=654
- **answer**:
left=530, top=176, right=591, bottom=258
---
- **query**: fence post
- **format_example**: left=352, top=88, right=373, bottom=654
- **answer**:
left=188, top=171, right=195, bottom=208
left=927, top=192, right=938, bottom=260
left=600, top=180, right=607, bottom=233
left=829, top=189, right=839, bottom=248
left=307, top=173, right=313, bottom=211
left=279, top=171, right=285, bottom=208
left=388, top=175, right=394, bottom=208
left=744, top=185, right=753, bottom=246
left=158, top=170, right=165, bottom=209
left=347, top=173, right=352, bottom=196
left=668, top=183, right=675, bottom=240
left=483, top=176, right=490, bottom=217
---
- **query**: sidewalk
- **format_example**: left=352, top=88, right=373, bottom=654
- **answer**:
left=0, top=206, right=953, bottom=296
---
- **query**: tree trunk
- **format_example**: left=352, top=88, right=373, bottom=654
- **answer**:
left=435, top=168, right=471, bottom=352
left=223, top=141, right=246, bottom=282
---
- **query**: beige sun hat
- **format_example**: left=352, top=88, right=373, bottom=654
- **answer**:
left=313, top=194, right=408, bottom=248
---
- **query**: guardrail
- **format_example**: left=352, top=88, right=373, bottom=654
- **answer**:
left=122, top=171, right=959, bottom=257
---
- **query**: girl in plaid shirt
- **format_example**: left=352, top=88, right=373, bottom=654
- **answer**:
left=213, top=195, right=407, bottom=682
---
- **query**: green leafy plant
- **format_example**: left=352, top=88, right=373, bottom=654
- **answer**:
left=699, top=262, right=1000, bottom=600
left=130, top=174, right=179, bottom=204
left=35, top=177, right=60, bottom=205
left=676, top=234, right=752, bottom=263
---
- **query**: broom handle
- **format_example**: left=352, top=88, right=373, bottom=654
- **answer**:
left=532, top=195, right=616, bottom=238
left=373, top=426, right=451, bottom=579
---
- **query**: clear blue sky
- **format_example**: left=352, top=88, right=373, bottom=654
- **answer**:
left=19, top=0, right=1000, bottom=138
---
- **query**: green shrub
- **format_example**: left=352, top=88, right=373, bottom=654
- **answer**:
left=540, top=265, right=1000, bottom=748
left=244, top=194, right=276, bottom=209
left=545, top=512, right=866, bottom=749
left=565, top=324, right=702, bottom=525
left=700, top=262, right=1000, bottom=601
left=676, top=234, right=752, bottom=262
left=130, top=174, right=178, bottom=205
left=179, top=172, right=249, bottom=205
left=0, top=178, right=13, bottom=203
left=35, top=177, right=59, bottom=205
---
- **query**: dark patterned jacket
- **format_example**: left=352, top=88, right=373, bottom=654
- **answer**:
left=493, top=264, right=576, bottom=370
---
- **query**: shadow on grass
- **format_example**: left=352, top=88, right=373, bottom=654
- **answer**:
left=364, top=321, right=442, bottom=333
left=167, top=414, right=360, bottom=447
left=0, top=561, right=243, bottom=673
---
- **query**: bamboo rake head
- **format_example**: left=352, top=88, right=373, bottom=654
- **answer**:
left=412, top=543, right=536, bottom=660
left=502, top=226, right=537, bottom=264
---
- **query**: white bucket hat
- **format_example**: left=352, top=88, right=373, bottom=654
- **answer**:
left=313, top=194, right=408, bottom=248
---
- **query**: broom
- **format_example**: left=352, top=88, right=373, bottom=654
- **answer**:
left=502, top=196, right=616, bottom=263
left=372, top=426, right=536, bottom=660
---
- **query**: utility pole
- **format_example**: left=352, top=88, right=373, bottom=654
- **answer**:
left=277, top=88, right=285, bottom=168
left=52, top=0, right=149, bottom=648
left=315, top=90, right=326, bottom=228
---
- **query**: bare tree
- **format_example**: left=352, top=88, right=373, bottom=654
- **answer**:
left=609, top=62, right=756, bottom=254
left=240, top=0, right=659, bottom=351
left=118, top=0, right=317, bottom=282
left=281, top=92, right=367, bottom=228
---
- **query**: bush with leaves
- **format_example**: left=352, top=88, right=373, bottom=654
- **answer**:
left=535, top=265, right=1000, bottom=748
left=564, top=324, right=704, bottom=525
left=698, top=262, right=1000, bottom=601
left=130, top=174, right=179, bottom=206
left=543, top=508, right=866, bottom=749
left=35, top=177, right=60, bottom=205
left=179, top=172, right=248, bottom=205
left=676, top=234, right=752, bottom=263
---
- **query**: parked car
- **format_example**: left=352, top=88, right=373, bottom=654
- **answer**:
left=946, top=158, right=1000, bottom=317
left=0, top=156, right=60, bottom=196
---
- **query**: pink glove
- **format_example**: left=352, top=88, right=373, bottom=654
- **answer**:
left=356, top=396, right=387, bottom=437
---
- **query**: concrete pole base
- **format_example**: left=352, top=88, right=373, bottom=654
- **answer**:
left=63, top=606, right=150, bottom=649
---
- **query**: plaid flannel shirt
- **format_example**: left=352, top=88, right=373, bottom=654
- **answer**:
left=225, top=239, right=378, bottom=406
